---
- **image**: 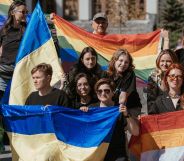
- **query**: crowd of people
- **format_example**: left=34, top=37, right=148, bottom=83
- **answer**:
left=0, top=1, right=184, bottom=161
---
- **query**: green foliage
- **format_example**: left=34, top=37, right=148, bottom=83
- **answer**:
left=160, top=0, right=184, bottom=48
left=161, top=0, right=184, bottom=31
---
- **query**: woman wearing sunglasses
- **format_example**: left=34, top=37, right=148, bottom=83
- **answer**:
left=0, top=1, right=28, bottom=100
left=149, top=63, right=184, bottom=114
left=104, top=48, right=142, bottom=117
left=147, top=49, right=178, bottom=113
left=81, top=78, right=139, bottom=161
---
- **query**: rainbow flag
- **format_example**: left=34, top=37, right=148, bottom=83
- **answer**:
left=2, top=105, right=120, bottom=161
left=9, top=2, right=63, bottom=105
left=129, top=110, right=184, bottom=161
left=53, top=15, right=161, bottom=81
left=0, top=0, right=12, bottom=27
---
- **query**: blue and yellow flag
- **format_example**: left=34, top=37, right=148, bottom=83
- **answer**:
left=9, top=2, right=63, bottom=105
left=2, top=105, right=120, bottom=161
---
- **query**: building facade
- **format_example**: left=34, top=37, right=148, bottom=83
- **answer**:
left=25, top=0, right=158, bottom=34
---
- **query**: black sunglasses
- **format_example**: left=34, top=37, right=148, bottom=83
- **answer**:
left=96, top=89, right=111, bottom=95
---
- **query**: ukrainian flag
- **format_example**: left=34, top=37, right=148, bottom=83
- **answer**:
left=2, top=105, right=120, bottom=161
left=9, top=2, right=63, bottom=105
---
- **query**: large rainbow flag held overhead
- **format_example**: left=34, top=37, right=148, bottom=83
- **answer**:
left=53, top=15, right=161, bottom=81
left=0, top=0, right=12, bottom=28
left=9, top=2, right=63, bottom=105
left=129, top=110, right=184, bottom=161
left=2, top=105, right=120, bottom=161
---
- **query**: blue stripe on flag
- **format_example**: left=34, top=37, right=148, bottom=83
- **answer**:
left=53, top=106, right=119, bottom=147
left=1, top=105, right=120, bottom=147
left=0, top=15, right=6, bottom=28
left=15, top=2, right=51, bottom=63
left=59, top=48, right=79, bottom=62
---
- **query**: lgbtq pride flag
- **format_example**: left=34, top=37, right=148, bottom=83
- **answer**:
left=53, top=15, right=161, bottom=81
left=129, top=110, right=184, bottom=161
left=0, top=0, right=12, bottom=28
left=9, top=2, right=63, bottom=105
left=2, top=105, right=120, bottom=161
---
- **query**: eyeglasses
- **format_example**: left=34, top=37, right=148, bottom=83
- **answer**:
left=14, top=10, right=28, bottom=15
left=96, top=89, right=111, bottom=95
left=168, top=74, right=183, bottom=80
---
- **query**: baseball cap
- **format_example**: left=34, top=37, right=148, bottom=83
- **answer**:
left=93, top=12, right=108, bottom=22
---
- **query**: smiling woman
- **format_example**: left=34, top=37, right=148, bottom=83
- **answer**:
left=85, top=78, right=140, bottom=161
left=147, top=49, right=178, bottom=112
left=149, top=63, right=184, bottom=114
left=65, top=46, right=104, bottom=103
left=70, top=73, right=97, bottom=109
left=103, top=48, right=142, bottom=117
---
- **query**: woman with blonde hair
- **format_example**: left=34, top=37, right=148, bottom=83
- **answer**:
left=147, top=49, right=178, bottom=112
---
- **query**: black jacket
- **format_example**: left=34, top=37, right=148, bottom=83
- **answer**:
left=148, top=92, right=183, bottom=114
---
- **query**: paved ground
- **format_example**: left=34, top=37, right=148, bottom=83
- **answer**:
left=0, top=146, right=12, bottom=161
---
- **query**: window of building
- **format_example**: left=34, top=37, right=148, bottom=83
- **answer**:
left=32, top=0, right=56, bottom=14
left=63, top=0, right=78, bottom=20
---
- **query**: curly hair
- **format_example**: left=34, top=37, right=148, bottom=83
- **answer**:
left=107, top=48, right=134, bottom=76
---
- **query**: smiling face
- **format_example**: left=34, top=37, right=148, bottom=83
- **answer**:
left=96, top=84, right=114, bottom=104
left=76, top=77, right=91, bottom=97
left=114, top=55, right=130, bottom=74
left=32, top=70, right=51, bottom=91
left=81, top=52, right=97, bottom=69
left=167, top=68, right=183, bottom=91
left=159, top=54, right=172, bottom=72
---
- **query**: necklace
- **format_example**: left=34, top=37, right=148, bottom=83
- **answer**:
left=168, top=92, right=180, bottom=99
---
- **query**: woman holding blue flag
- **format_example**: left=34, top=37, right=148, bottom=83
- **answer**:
left=80, top=78, right=139, bottom=161
left=0, top=1, right=28, bottom=100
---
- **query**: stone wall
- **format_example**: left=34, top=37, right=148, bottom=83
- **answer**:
left=72, top=13, right=156, bottom=35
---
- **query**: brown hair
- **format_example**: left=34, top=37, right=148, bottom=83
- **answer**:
left=31, top=63, right=53, bottom=76
left=156, top=49, right=178, bottom=69
left=3, top=1, right=27, bottom=34
left=94, top=78, right=115, bottom=92
left=164, top=63, right=184, bottom=89
left=107, top=48, right=134, bottom=76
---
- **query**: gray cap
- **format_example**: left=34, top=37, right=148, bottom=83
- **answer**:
left=93, top=12, right=108, bottom=21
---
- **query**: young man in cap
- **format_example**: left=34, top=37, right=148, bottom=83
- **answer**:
left=92, top=12, right=108, bottom=35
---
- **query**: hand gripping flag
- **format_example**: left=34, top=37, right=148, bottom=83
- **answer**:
left=53, top=15, right=161, bottom=82
left=2, top=105, right=120, bottom=161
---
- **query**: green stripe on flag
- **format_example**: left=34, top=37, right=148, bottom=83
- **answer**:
left=0, top=4, right=10, bottom=15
